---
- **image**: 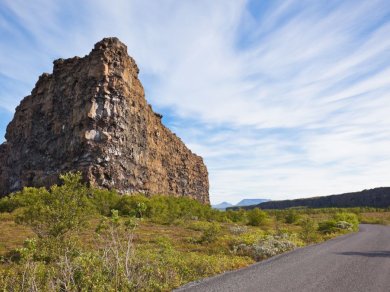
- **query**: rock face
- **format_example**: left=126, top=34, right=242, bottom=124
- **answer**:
left=0, top=37, right=209, bottom=204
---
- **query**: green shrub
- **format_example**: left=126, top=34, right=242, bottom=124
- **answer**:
left=132, top=248, right=250, bottom=290
left=115, top=194, right=150, bottom=218
left=89, top=188, right=120, bottom=216
left=115, top=194, right=216, bottom=224
left=318, top=212, right=359, bottom=234
left=15, top=172, right=91, bottom=239
left=275, top=210, right=285, bottom=222
left=318, top=220, right=338, bottom=233
left=0, top=197, right=18, bottom=213
left=284, top=209, right=300, bottom=224
left=226, top=209, right=246, bottom=223
left=234, top=234, right=296, bottom=261
left=247, top=208, right=268, bottom=226
left=333, top=212, right=359, bottom=231
left=199, top=222, right=222, bottom=243
left=0, top=186, right=51, bottom=213
left=299, top=217, right=319, bottom=243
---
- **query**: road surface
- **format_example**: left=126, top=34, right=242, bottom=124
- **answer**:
left=176, top=224, right=390, bottom=292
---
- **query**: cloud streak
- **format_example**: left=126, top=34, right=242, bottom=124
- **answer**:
left=0, top=0, right=389, bottom=204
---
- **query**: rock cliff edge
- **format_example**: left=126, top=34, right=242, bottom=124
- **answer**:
left=0, top=37, right=209, bottom=204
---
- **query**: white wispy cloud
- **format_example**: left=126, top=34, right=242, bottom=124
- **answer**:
left=0, top=0, right=389, bottom=204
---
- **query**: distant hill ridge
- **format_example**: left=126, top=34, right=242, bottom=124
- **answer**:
left=228, top=187, right=390, bottom=210
left=213, top=198, right=270, bottom=210
left=236, top=199, right=269, bottom=206
left=212, top=202, right=234, bottom=210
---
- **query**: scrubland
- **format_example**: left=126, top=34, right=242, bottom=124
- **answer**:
left=0, top=173, right=389, bottom=291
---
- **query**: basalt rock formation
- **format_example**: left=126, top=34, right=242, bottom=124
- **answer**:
left=0, top=37, right=209, bottom=204
left=229, top=187, right=390, bottom=210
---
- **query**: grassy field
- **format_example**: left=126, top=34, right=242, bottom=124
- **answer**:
left=3, top=210, right=389, bottom=258
left=0, top=173, right=389, bottom=291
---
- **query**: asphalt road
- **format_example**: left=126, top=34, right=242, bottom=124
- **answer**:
left=175, top=224, right=390, bottom=292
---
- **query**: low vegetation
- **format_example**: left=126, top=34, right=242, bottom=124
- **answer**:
left=0, top=173, right=389, bottom=291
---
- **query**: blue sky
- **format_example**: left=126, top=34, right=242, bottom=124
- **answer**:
left=1, top=0, right=390, bottom=204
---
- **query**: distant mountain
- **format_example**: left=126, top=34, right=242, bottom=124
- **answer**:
left=229, top=187, right=390, bottom=210
left=236, top=199, right=270, bottom=206
left=212, top=198, right=270, bottom=210
left=212, top=202, right=234, bottom=210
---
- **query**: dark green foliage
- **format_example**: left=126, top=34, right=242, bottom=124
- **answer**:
left=0, top=186, right=53, bottom=213
left=246, top=208, right=268, bottom=226
left=318, top=212, right=359, bottom=233
left=115, top=194, right=224, bottom=224
left=333, top=212, right=359, bottom=231
left=0, top=174, right=246, bottom=231
left=198, top=222, right=222, bottom=243
left=318, top=220, right=339, bottom=233
left=0, top=196, right=20, bottom=213
left=89, top=188, right=121, bottom=216
left=284, top=209, right=300, bottom=224
left=299, top=217, right=318, bottom=243
left=226, top=209, right=246, bottom=223
left=115, top=195, right=150, bottom=218
left=15, top=172, right=91, bottom=238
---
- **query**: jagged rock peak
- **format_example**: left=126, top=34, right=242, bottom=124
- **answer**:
left=0, top=37, right=210, bottom=204
left=93, top=37, right=127, bottom=51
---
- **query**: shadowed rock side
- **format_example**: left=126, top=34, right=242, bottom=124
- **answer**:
left=0, top=37, right=209, bottom=204
left=229, top=187, right=390, bottom=210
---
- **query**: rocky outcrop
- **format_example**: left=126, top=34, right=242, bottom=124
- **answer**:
left=0, top=37, right=209, bottom=204
left=230, top=187, right=390, bottom=210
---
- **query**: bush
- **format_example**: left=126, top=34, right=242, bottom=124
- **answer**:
left=299, top=217, right=319, bottom=243
left=0, top=187, right=51, bottom=213
left=318, top=220, right=338, bottom=233
left=0, top=197, right=18, bottom=213
left=116, top=195, right=150, bottom=218
left=246, top=208, right=268, bottom=226
left=318, top=212, right=359, bottom=234
left=199, top=222, right=222, bottom=243
left=15, top=172, right=91, bottom=239
left=132, top=248, right=250, bottom=290
left=229, top=225, right=248, bottom=235
left=89, top=188, right=120, bottom=216
left=226, top=209, right=246, bottom=223
left=333, top=212, right=359, bottom=231
left=0, top=219, right=249, bottom=291
left=335, top=221, right=353, bottom=230
left=284, top=210, right=300, bottom=224
left=1, top=210, right=141, bottom=291
left=234, top=234, right=296, bottom=261
left=115, top=195, right=216, bottom=224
